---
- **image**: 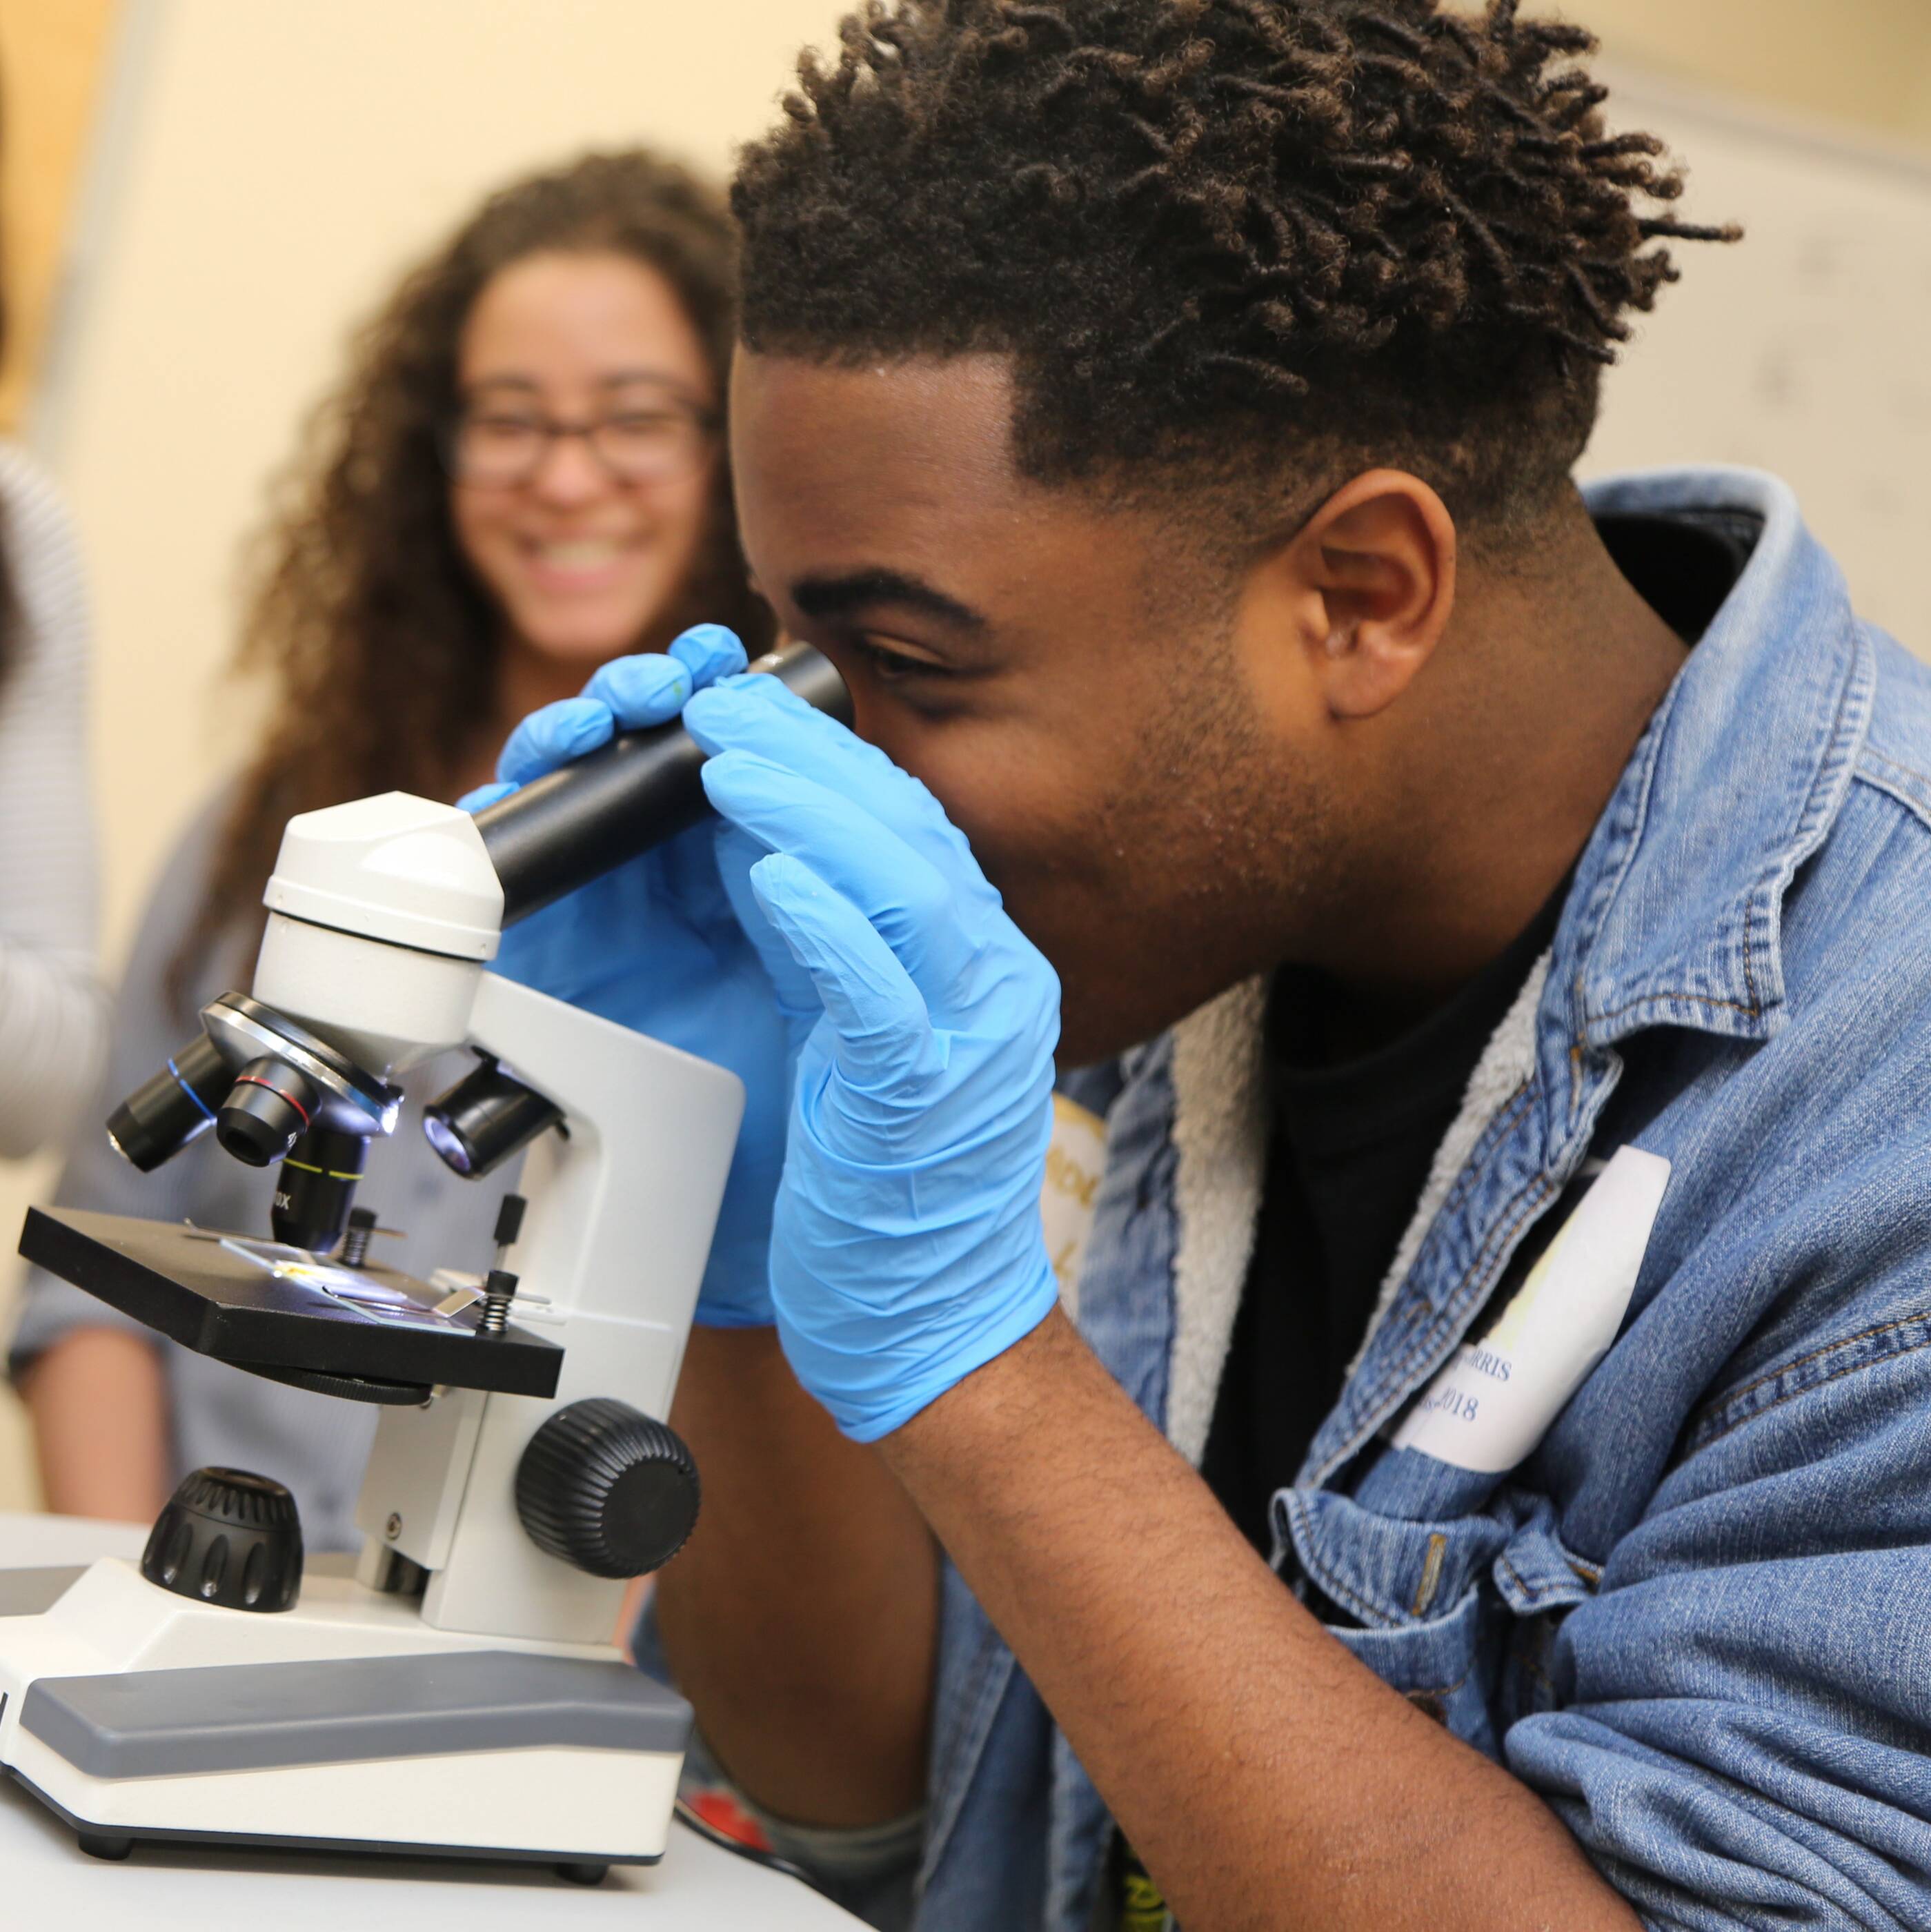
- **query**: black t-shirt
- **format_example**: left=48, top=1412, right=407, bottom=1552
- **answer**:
left=1197, top=506, right=1759, bottom=1559
left=1199, top=887, right=1567, bottom=1554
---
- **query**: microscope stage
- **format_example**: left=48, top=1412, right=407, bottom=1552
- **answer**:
left=19, top=1208, right=562, bottom=1400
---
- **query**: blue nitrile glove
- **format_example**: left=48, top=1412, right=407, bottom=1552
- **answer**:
left=682, top=673, right=1064, bottom=1441
left=462, top=625, right=797, bottom=1327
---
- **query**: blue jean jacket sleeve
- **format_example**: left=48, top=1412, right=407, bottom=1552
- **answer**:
left=1507, top=1297, right=1931, bottom=1930
left=1498, top=758, right=1931, bottom=1932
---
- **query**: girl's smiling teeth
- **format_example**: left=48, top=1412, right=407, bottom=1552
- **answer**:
left=522, top=536, right=637, bottom=582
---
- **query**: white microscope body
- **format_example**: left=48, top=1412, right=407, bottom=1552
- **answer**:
left=257, top=793, right=741, bottom=1644
left=0, top=792, right=744, bottom=1874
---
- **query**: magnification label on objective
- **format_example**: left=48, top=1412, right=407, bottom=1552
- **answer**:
left=1391, top=1146, right=1672, bottom=1474
left=1043, top=1094, right=1107, bottom=1316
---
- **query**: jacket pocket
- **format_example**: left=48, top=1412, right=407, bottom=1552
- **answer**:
left=1328, top=1583, right=1509, bottom=1757
left=1278, top=1482, right=1600, bottom=1758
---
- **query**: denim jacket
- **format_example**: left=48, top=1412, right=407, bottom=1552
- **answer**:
left=908, top=469, right=1931, bottom=1932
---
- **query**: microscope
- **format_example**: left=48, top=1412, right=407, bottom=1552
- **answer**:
left=0, top=643, right=847, bottom=1881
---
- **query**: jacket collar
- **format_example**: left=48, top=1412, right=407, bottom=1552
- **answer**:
left=1553, top=469, right=1873, bottom=1076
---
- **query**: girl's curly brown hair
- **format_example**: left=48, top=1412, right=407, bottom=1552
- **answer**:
left=175, top=148, right=771, bottom=1009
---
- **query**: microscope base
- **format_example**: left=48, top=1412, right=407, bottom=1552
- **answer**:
left=6, top=1762, right=661, bottom=1880
left=0, top=1557, right=689, bottom=1872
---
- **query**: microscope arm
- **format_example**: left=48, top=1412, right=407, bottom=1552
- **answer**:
left=357, top=969, right=744, bottom=1644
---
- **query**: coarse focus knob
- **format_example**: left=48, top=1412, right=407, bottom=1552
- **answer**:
left=140, top=1467, right=304, bottom=1613
left=515, top=1399, right=700, bottom=1579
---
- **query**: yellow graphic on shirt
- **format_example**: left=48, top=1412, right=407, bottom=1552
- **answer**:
left=1119, top=1838, right=1175, bottom=1932
left=1042, top=1094, right=1107, bottom=1313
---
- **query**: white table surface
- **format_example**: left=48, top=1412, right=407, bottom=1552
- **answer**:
left=0, top=1513, right=864, bottom=1927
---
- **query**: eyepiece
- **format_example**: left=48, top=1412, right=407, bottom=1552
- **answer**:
left=270, top=1126, right=370, bottom=1252
left=475, top=638, right=851, bottom=925
left=107, top=1033, right=232, bottom=1172
left=423, top=1057, right=561, bottom=1180
left=217, top=1057, right=321, bottom=1168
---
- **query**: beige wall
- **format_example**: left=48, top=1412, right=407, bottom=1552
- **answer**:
left=1, top=0, right=1929, bottom=1514
left=1589, top=0, right=1931, bottom=148
left=0, top=0, right=119, bottom=429
left=1576, top=63, right=1931, bottom=654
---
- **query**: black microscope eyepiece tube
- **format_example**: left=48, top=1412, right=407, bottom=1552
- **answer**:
left=271, top=1126, right=370, bottom=1254
left=107, top=1033, right=232, bottom=1172
left=475, top=640, right=851, bottom=926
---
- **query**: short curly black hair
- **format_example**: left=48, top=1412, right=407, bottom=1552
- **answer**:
left=732, top=0, right=1735, bottom=539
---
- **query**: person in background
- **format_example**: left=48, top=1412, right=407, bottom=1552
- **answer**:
left=12, top=148, right=770, bottom=1542
left=0, top=132, right=108, bottom=1162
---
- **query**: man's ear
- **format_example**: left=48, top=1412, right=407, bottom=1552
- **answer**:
left=1274, top=471, right=1458, bottom=722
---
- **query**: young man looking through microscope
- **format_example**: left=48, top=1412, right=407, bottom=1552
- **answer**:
left=481, top=3, right=1931, bottom=1927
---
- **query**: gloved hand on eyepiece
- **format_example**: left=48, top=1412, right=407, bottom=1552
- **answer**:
left=464, top=624, right=795, bottom=1328
left=682, top=673, right=1065, bottom=1442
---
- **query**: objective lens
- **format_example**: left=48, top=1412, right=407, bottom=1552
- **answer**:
left=271, top=1127, right=369, bottom=1253
left=217, top=1057, right=322, bottom=1168
left=422, top=1058, right=562, bottom=1181
left=107, top=1033, right=232, bottom=1172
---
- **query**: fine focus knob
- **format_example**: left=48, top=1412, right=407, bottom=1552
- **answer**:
left=515, top=1399, right=700, bottom=1579
left=140, top=1466, right=304, bottom=1613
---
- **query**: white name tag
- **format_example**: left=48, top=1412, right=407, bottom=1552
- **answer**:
left=1390, top=1146, right=1671, bottom=1474
left=1042, top=1094, right=1107, bottom=1317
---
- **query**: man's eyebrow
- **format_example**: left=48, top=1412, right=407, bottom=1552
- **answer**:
left=791, top=570, right=987, bottom=631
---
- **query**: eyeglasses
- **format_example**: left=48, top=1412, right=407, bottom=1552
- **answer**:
left=442, top=399, right=717, bottom=488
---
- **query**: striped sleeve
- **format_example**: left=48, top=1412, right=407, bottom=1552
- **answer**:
left=0, top=442, right=107, bottom=1156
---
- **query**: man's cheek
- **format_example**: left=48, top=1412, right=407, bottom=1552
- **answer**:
left=997, top=882, right=1109, bottom=986
left=929, top=800, right=1024, bottom=887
